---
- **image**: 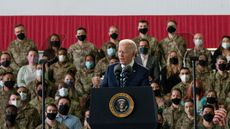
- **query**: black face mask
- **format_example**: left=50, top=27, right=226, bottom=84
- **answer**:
left=167, top=26, right=176, bottom=33
left=207, top=97, right=217, bottom=104
left=17, top=33, right=26, bottom=40
left=154, top=89, right=161, bottom=97
left=198, top=60, right=207, bottom=67
left=1, top=60, right=11, bottom=67
left=5, top=113, right=17, bottom=123
left=139, top=28, right=148, bottom=34
left=171, top=98, right=181, bottom=105
left=77, top=35, right=87, bottom=41
left=203, top=113, right=214, bottom=122
left=50, top=41, right=61, bottom=48
left=139, top=47, right=149, bottom=55
left=58, top=104, right=70, bottom=115
left=170, top=57, right=179, bottom=64
left=47, top=113, right=57, bottom=120
left=4, top=81, right=15, bottom=89
left=110, top=33, right=118, bottom=40
left=218, top=63, right=226, bottom=71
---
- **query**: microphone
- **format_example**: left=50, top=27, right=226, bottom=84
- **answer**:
left=40, top=57, right=58, bottom=67
left=114, top=64, right=122, bottom=81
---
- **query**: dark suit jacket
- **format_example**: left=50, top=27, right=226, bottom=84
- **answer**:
left=135, top=54, right=160, bottom=81
left=100, top=62, right=150, bottom=87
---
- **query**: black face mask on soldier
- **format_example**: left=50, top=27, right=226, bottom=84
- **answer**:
left=17, top=33, right=26, bottom=40
left=77, top=35, right=86, bottom=41
left=110, top=33, right=118, bottom=40
left=198, top=60, right=207, bottom=66
left=171, top=98, right=181, bottom=105
left=203, top=113, right=214, bottom=122
left=47, top=113, right=57, bottom=120
left=167, top=26, right=176, bottom=33
left=139, top=28, right=148, bottom=34
left=218, top=63, right=226, bottom=71
left=1, top=60, right=11, bottom=67
left=4, top=81, right=15, bottom=89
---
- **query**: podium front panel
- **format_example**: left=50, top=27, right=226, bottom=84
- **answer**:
left=89, top=87, right=157, bottom=129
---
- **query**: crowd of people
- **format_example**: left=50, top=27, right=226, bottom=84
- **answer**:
left=0, top=19, right=229, bottom=129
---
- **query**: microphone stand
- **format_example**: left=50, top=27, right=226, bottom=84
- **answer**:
left=191, top=57, right=198, bottom=129
left=42, top=62, right=46, bottom=129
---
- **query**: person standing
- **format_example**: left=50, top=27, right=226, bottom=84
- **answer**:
left=8, top=24, right=36, bottom=71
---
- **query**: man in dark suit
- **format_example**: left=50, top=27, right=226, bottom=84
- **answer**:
left=100, top=39, right=150, bottom=87
left=135, top=39, right=160, bottom=81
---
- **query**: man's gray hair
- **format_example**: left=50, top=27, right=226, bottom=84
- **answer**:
left=119, top=39, right=137, bottom=53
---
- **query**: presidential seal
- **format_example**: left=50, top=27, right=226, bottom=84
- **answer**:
left=109, top=93, right=134, bottom=118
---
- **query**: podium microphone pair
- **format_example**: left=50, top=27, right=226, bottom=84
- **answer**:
left=114, top=64, right=132, bottom=87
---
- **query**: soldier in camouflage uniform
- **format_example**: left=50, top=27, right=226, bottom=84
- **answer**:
left=101, top=25, right=120, bottom=55
left=0, top=52, right=16, bottom=79
left=184, top=33, right=212, bottom=69
left=8, top=92, right=41, bottom=129
left=49, top=48, right=76, bottom=85
left=212, top=55, right=230, bottom=100
left=7, top=24, right=36, bottom=71
left=132, top=19, right=159, bottom=59
left=173, top=67, right=191, bottom=97
left=35, top=103, right=68, bottom=129
left=26, top=63, right=56, bottom=99
left=68, top=27, right=98, bottom=69
left=29, top=82, right=55, bottom=115
left=159, top=20, right=187, bottom=67
left=196, top=54, right=214, bottom=92
left=0, top=72, right=16, bottom=116
left=162, top=88, right=184, bottom=129
left=0, top=105, right=21, bottom=129
left=176, top=99, right=201, bottom=129
left=196, top=105, right=222, bottom=129
left=94, top=42, right=118, bottom=77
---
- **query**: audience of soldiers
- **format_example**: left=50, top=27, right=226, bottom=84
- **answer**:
left=0, top=20, right=230, bottom=129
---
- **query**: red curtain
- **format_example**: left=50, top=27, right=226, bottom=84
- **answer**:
left=0, top=15, right=229, bottom=51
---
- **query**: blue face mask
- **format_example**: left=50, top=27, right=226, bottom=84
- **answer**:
left=85, top=61, right=95, bottom=69
left=107, top=48, right=116, bottom=56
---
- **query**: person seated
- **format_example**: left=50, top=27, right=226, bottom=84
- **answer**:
left=212, top=35, right=230, bottom=70
left=197, top=104, right=222, bottom=129
left=17, top=48, right=38, bottom=87
left=94, top=42, right=118, bottom=77
left=162, top=88, right=183, bottom=129
left=176, top=99, right=201, bottom=129
left=212, top=55, right=230, bottom=100
left=0, top=105, right=20, bottom=129
left=36, top=103, right=68, bottom=129
left=29, top=82, right=55, bottom=115
left=160, top=51, right=181, bottom=95
left=49, top=48, right=76, bottom=85
left=56, top=97, right=82, bottom=129
left=135, top=39, right=160, bottom=81
left=8, top=92, right=40, bottom=128
left=173, top=67, right=192, bottom=97
left=195, top=54, right=214, bottom=92
left=183, top=33, right=212, bottom=69
left=54, top=82, right=82, bottom=119
left=43, top=33, right=62, bottom=60
left=150, top=81, right=166, bottom=112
